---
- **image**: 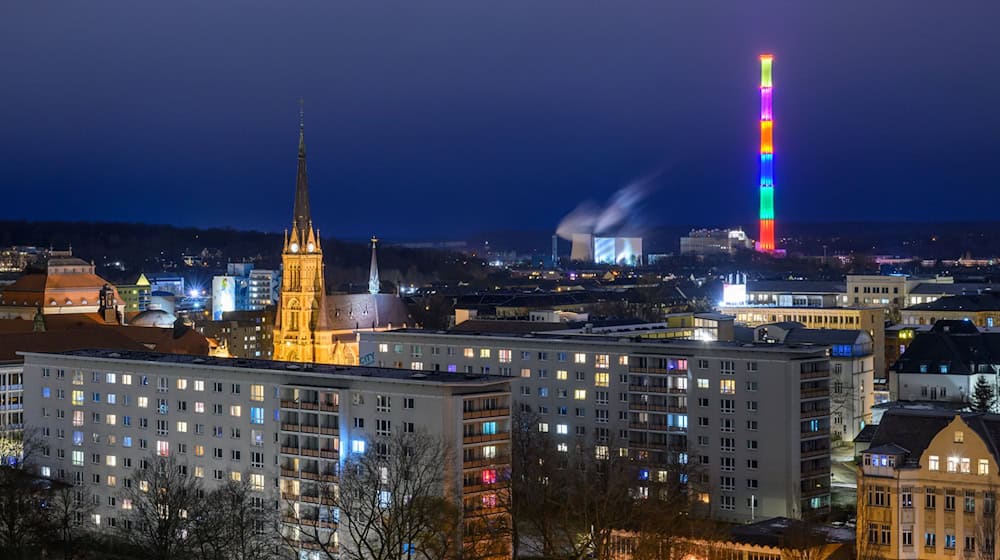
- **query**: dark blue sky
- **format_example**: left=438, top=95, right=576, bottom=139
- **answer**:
left=2, top=1, right=998, bottom=240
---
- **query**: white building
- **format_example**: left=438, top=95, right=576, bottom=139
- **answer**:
left=360, top=328, right=832, bottom=522
left=23, top=349, right=511, bottom=558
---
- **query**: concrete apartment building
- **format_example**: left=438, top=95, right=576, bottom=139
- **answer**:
left=744, top=323, right=877, bottom=446
left=23, top=350, right=511, bottom=559
left=857, top=408, right=1000, bottom=559
left=360, top=328, right=832, bottom=523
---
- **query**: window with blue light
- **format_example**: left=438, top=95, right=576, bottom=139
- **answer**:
left=351, top=440, right=366, bottom=454
left=73, top=431, right=83, bottom=446
left=809, top=419, right=820, bottom=432
left=940, top=364, right=949, bottom=373
left=250, top=407, right=264, bottom=425
left=482, top=422, right=497, bottom=435
left=638, top=469, right=649, bottom=481
left=668, top=414, right=688, bottom=428
left=447, top=364, right=457, bottom=373
left=679, top=473, right=688, bottom=484
left=41, top=387, right=50, bottom=398
left=123, top=436, right=132, bottom=447
left=273, top=409, right=280, bottom=422
left=832, top=344, right=852, bottom=357
left=919, top=364, right=929, bottom=373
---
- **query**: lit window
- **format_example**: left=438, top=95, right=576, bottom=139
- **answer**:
left=351, top=440, right=366, bottom=454
left=464, top=348, right=474, bottom=358
left=520, top=368, right=531, bottom=378
left=106, top=373, right=116, bottom=384
left=574, top=353, right=586, bottom=364
left=980, top=460, right=990, bottom=475
left=250, top=407, right=264, bottom=424
left=482, top=421, right=497, bottom=435
left=720, top=380, right=735, bottom=394
left=72, top=411, right=83, bottom=427
left=929, top=455, right=940, bottom=471
left=137, top=397, right=148, bottom=408
left=556, top=370, right=568, bottom=380
left=556, top=424, right=568, bottom=435
left=230, top=472, right=241, bottom=482
left=538, top=423, right=549, bottom=433
left=947, top=457, right=959, bottom=473
left=177, top=421, right=188, bottom=433
left=121, top=374, right=131, bottom=385
left=106, top=414, right=116, bottom=425
left=574, top=389, right=586, bottom=400
left=250, top=384, right=264, bottom=402
left=106, top=455, right=117, bottom=467
left=249, top=473, right=264, bottom=491
left=498, top=349, right=512, bottom=363
left=696, top=378, right=709, bottom=389
left=194, top=445, right=204, bottom=457
left=176, top=378, right=188, bottom=390
left=595, top=373, right=609, bottom=387
left=230, top=405, right=241, bottom=417
left=481, top=469, right=497, bottom=484
left=483, top=445, right=497, bottom=459
left=961, top=458, right=971, bottom=473
left=479, top=349, right=491, bottom=358
left=71, top=391, right=84, bottom=406
left=194, top=380, right=204, bottom=392
left=955, top=431, right=964, bottom=443
left=157, top=441, right=169, bottom=457
left=72, top=450, right=83, bottom=466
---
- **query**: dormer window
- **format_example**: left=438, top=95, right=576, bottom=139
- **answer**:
left=955, top=431, right=964, bottom=443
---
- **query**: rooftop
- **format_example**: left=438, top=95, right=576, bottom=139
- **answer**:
left=747, top=280, right=845, bottom=294
left=20, top=348, right=509, bottom=386
left=906, top=291, right=1000, bottom=312
left=865, top=408, right=1000, bottom=466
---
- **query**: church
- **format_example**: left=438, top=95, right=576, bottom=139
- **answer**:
left=272, top=116, right=411, bottom=365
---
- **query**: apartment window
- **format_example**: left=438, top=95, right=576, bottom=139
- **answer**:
left=250, top=407, right=264, bottom=425
left=746, top=381, right=758, bottom=392
left=720, top=476, right=735, bottom=491
left=926, top=488, right=936, bottom=509
left=721, top=418, right=734, bottom=433
left=538, top=423, right=549, bottom=433
left=574, top=353, right=586, bottom=364
left=980, top=459, right=990, bottom=475
left=929, top=455, right=939, bottom=471
left=746, top=361, right=758, bottom=372
left=595, top=354, right=609, bottom=369
left=966, top=491, right=976, bottom=513
left=946, top=534, right=956, bottom=550
left=482, top=421, right=497, bottom=435
left=176, top=378, right=187, bottom=390
left=720, top=380, right=735, bottom=394
left=747, top=440, right=758, bottom=450
left=212, top=382, right=223, bottom=393
left=720, top=360, right=735, bottom=375
left=720, top=457, right=735, bottom=471
left=157, top=441, right=169, bottom=457
left=720, top=399, right=735, bottom=414
left=519, top=368, right=531, bottom=378
left=595, top=391, right=608, bottom=405
left=376, top=395, right=391, bottom=412
left=945, top=491, right=956, bottom=511
left=249, top=384, right=264, bottom=402
left=556, top=370, right=568, bottom=381
left=595, top=409, right=609, bottom=423
left=594, top=373, right=610, bottom=387
left=901, top=488, right=913, bottom=508
left=137, top=396, right=148, bottom=408
left=574, top=389, right=586, bottom=400
left=376, top=419, right=391, bottom=436
left=698, top=417, right=709, bottom=427
left=720, top=495, right=735, bottom=511
left=498, top=349, right=512, bottom=363
left=747, top=420, right=758, bottom=431
left=697, top=359, right=709, bottom=369
left=720, top=437, right=735, bottom=453
left=194, top=380, right=204, bottom=391
left=556, top=424, right=568, bottom=435
left=747, top=459, right=758, bottom=469
left=902, top=529, right=913, bottom=547
left=947, top=456, right=959, bottom=473
left=479, top=349, right=491, bottom=359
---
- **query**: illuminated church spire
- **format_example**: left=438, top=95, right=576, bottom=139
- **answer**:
left=291, top=98, right=314, bottom=250
left=369, top=235, right=380, bottom=295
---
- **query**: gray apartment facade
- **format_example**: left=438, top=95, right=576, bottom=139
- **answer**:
left=23, top=350, right=512, bottom=559
left=360, top=329, right=832, bottom=523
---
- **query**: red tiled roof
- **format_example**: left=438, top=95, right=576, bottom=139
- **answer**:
left=0, top=330, right=148, bottom=362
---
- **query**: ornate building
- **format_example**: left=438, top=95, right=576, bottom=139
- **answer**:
left=273, top=118, right=411, bottom=365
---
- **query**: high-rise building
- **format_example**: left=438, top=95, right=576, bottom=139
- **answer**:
left=757, top=54, right=776, bottom=253
left=360, top=326, right=833, bottom=522
left=24, top=349, right=512, bottom=558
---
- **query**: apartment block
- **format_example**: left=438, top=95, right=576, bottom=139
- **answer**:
left=360, top=328, right=832, bottom=523
left=857, top=408, right=1000, bottom=559
left=23, top=350, right=511, bottom=559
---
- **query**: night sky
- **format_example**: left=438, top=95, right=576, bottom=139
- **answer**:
left=2, top=2, right=998, bottom=241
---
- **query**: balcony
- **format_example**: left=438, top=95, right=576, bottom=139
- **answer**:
left=283, top=515, right=336, bottom=530
left=800, top=388, right=828, bottom=399
left=463, top=407, right=511, bottom=420
left=629, top=384, right=669, bottom=394
left=629, top=366, right=669, bottom=374
left=300, top=471, right=338, bottom=483
left=800, top=428, right=831, bottom=439
left=800, top=369, right=829, bottom=380
left=463, top=432, right=508, bottom=444
left=800, top=408, right=829, bottom=420
left=801, top=485, right=830, bottom=498
left=281, top=399, right=339, bottom=413
left=800, top=447, right=830, bottom=459
left=280, top=423, right=337, bottom=436
left=463, top=455, right=511, bottom=470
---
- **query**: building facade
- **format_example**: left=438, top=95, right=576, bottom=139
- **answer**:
left=360, top=328, right=832, bottom=523
left=23, top=349, right=511, bottom=558
left=857, top=409, right=1000, bottom=559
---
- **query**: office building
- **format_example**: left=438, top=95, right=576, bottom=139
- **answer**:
left=360, top=327, right=832, bottom=523
left=857, top=408, right=1000, bottom=559
left=23, top=349, right=511, bottom=558
left=679, top=229, right=755, bottom=256
left=116, top=273, right=152, bottom=314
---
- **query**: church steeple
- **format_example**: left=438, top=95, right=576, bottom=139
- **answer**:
left=292, top=99, right=313, bottom=247
left=369, top=235, right=380, bottom=295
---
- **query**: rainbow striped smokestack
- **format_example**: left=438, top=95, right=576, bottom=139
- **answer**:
left=757, top=54, right=775, bottom=253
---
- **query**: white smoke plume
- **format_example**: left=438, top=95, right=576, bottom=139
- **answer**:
left=555, top=172, right=661, bottom=240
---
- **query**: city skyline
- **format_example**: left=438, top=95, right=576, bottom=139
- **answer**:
left=2, top=2, right=998, bottom=240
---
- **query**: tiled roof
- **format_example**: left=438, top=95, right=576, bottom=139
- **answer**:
left=894, top=320, right=1000, bottom=374
left=0, top=330, right=147, bottom=363
left=321, top=293, right=411, bottom=331
left=906, top=291, right=1000, bottom=312
left=866, top=408, right=1000, bottom=466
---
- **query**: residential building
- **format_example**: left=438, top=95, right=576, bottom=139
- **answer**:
left=116, top=273, right=151, bottom=314
left=902, top=291, right=1000, bottom=329
left=211, top=264, right=280, bottom=320
left=718, top=304, right=885, bottom=377
left=892, top=319, right=1000, bottom=403
left=743, top=323, right=877, bottom=446
left=360, top=327, right=832, bottom=523
left=23, top=349, right=511, bottom=559
left=195, top=309, right=274, bottom=359
left=744, top=280, right=846, bottom=308
left=857, top=408, right=1000, bottom=559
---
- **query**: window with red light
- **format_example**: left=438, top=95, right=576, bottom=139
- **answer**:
left=482, top=469, right=497, bottom=485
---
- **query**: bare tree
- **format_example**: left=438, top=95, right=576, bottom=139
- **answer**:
left=118, top=454, right=207, bottom=560
left=283, top=429, right=459, bottom=560
left=205, top=475, right=280, bottom=560
left=0, top=428, right=50, bottom=559
left=43, top=479, right=96, bottom=560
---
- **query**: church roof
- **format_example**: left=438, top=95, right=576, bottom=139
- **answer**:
left=292, top=120, right=312, bottom=240
left=321, top=293, right=411, bottom=331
